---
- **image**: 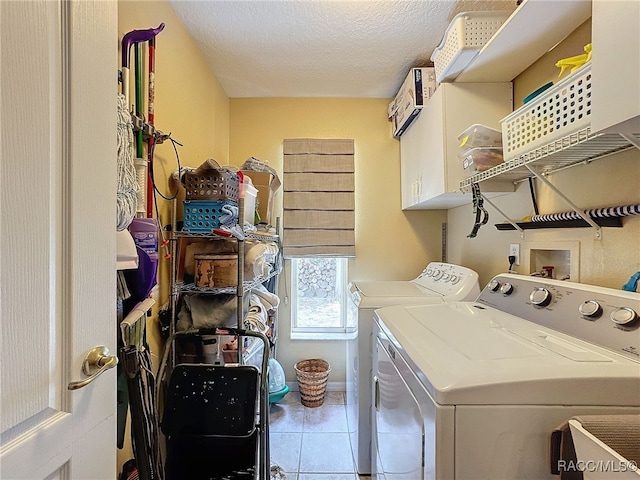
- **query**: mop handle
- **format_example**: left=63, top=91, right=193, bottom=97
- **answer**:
left=121, top=23, right=165, bottom=106
left=146, top=35, right=157, bottom=218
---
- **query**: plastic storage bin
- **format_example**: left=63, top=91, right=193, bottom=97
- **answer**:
left=501, top=63, right=592, bottom=161
left=182, top=200, right=237, bottom=232
left=431, top=11, right=511, bottom=83
left=458, top=124, right=502, bottom=149
left=184, top=168, right=239, bottom=202
left=459, top=147, right=504, bottom=176
left=241, top=182, right=257, bottom=225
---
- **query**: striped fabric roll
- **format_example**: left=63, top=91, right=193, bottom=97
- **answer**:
left=531, top=204, right=640, bottom=222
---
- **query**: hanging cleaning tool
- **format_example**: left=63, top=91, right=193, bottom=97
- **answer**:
left=145, top=31, right=171, bottom=259
left=146, top=33, right=159, bottom=218
left=117, top=93, right=138, bottom=232
left=134, top=42, right=147, bottom=216
left=119, top=298, right=164, bottom=480
left=121, top=24, right=165, bottom=217
left=121, top=24, right=164, bottom=110
left=555, top=43, right=592, bottom=78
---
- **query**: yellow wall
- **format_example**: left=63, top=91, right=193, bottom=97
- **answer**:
left=119, top=0, right=230, bottom=305
left=446, top=19, right=640, bottom=288
left=229, top=98, right=447, bottom=382
left=118, top=1, right=230, bottom=472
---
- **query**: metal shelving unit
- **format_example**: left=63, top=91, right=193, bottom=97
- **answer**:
left=168, top=197, right=282, bottom=366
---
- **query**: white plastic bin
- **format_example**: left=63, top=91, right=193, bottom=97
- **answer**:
left=431, top=11, right=511, bottom=83
left=459, top=147, right=504, bottom=176
left=500, top=63, right=592, bottom=161
left=240, top=182, right=257, bottom=225
left=458, top=124, right=502, bottom=149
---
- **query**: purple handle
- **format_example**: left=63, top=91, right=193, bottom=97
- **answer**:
left=121, top=23, right=165, bottom=68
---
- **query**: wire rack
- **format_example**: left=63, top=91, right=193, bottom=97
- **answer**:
left=460, top=128, right=639, bottom=191
left=174, top=264, right=282, bottom=295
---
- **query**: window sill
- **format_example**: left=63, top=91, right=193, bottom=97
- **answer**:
left=290, top=331, right=357, bottom=341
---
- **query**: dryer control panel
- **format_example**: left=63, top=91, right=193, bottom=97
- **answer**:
left=413, top=262, right=480, bottom=300
left=477, top=274, right=640, bottom=361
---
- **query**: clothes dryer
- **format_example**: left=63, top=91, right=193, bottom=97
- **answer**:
left=346, top=262, right=480, bottom=474
left=372, top=274, right=640, bottom=479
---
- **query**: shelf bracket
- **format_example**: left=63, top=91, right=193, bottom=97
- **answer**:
left=619, top=133, right=640, bottom=151
left=525, top=165, right=602, bottom=240
left=480, top=193, right=525, bottom=238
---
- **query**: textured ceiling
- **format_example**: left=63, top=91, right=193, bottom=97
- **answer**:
left=169, top=0, right=517, bottom=98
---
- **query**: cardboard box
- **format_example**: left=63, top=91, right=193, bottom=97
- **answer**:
left=389, top=67, right=437, bottom=138
left=241, top=170, right=276, bottom=224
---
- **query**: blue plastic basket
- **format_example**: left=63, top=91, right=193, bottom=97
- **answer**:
left=182, top=200, right=237, bottom=232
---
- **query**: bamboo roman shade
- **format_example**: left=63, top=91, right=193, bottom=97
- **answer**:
left=283, top=138, right=355, bottom=258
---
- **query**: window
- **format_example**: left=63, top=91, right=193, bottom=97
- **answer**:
left=283, top=138, right=356, bottom=339
left=290, top=257, right=355, bottom=338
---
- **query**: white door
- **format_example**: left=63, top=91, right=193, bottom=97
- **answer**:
left=1, top=1, right=117, bottom=479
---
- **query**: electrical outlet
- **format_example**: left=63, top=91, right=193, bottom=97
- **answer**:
left=509, top=243, right=520, bottom=266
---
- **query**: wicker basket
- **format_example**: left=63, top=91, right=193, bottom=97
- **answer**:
left=294, top=359, right=331, bottom=408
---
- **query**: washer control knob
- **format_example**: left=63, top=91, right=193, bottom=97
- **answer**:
left=442, top=273, right=450, bottom=281
left=432, top=269, right=443, bottom=280
left=530, top=287, right=552, bottom=307
left=488, top=279, right=501, bottom=292
left=500, top=282, right=514, bottom=295
left=449, top=275, right=460, bottom=285
left=578, top=300, right=603, bottom=319
left=610, top=307, right=639, bottom=326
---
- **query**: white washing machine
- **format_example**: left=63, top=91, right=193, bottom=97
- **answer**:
left=346, top=262, right=480, bottom=475
left=372, top=274, right=640, bottom=479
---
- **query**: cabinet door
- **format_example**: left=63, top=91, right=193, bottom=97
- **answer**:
left=400, top=92, right=446, bottom=210
left=591, top=0, right=640, bottom=134
left=400, top=83, right=513, bottom=210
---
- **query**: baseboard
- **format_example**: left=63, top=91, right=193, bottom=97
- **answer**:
left=287, top=381, right=346, bottom=392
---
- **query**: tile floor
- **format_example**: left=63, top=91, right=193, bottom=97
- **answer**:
left=269, top=390, right=371, bottom=480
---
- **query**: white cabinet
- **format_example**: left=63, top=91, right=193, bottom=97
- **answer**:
left=400, top=82, right=513, bottom=210
left=591, top=0, right=640, bottom=135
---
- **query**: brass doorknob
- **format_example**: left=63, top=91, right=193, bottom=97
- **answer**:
left=67, top=346, right=118, bottom=390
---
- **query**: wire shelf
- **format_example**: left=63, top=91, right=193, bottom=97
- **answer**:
left=173, top=229, right=279, bottom=243
left=460, top=128, right=639, bottom=190
left=174, top=263, right=282, bottom=295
